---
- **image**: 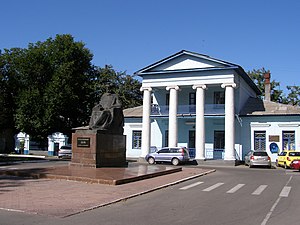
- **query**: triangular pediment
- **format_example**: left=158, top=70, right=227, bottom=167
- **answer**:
left=135, top=50, right=236, bottom=75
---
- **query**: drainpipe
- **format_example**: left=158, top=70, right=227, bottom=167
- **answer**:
left=264, top=72, right=271, bottom=101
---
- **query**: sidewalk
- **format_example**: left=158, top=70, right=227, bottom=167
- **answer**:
left=0, top=161, right=215, bottom=218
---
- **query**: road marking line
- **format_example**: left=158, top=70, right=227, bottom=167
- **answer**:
left=261, top=175, right=293, bottom=225
left=0, top=207, right=26, bottom=213
left=252, top=185, right=268, bottom=195
left=202, top=182, right=224, bottom=192
left=226, top=184, right=245, bottom=194
left=285, top=171, right=300, bottom=176
left=179, top=181, right=204, bottom=190
left=260, top=197, right=281, bottom=225
left=279, top=186, right=291, bottom=197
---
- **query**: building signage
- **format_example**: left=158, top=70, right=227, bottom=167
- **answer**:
left=269, top=135, right=280, bottom=142
left=77, top=137, right=90, bottom=148
left=270, top=142, right=279, bottom=154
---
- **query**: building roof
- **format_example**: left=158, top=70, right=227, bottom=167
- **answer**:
left=134, top=50, right=238, bottom=74
left=240, top=97, right=300, bottom=116
left=123, top=106, right=143, bottom=118
left=123, top=99, right=300, bottom=118
left=135, top=50, right=261, bottom=95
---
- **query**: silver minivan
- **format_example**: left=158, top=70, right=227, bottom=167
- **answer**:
left=145, top=147, right=190, bottom=166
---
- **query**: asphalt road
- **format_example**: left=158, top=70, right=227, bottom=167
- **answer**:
left=1, top=165, right=299, bottom=225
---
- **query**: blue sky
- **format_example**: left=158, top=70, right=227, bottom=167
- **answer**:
left=1, top=0, right=299, bottom=93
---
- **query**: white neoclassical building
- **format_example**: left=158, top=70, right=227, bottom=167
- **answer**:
left=123, top=50, right=300, bottom=164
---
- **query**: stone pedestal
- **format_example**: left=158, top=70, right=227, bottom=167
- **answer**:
left=70, top=129, right=127, bottom=168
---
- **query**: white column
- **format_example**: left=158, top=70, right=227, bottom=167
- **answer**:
left=166, top=85, right=180, bottom=147
left=140, top=87, right=152, bottom=157
left=193, top=84, right=207, bottom=160
left=221, top=83, right=237, bottom=161
left=48, top=136, right=54, bottom=156
left=24, top=134, right=30, bottom=155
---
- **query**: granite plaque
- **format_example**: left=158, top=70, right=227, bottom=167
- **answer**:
left=77, top=137, right=90, bottom=147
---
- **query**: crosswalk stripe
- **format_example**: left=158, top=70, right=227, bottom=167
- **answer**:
left=180, top=182, right=204, bottom=190
left=202, top=183, right=224, bottom=192
left=179, top=182, right=292, bottom=199
left=252, top=185, right=268, bottom=195
left=279, top=186, right=291, bottom=197
left=226, top=184, right=245, bottom=194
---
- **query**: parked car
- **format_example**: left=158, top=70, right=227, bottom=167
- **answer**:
left=276, top=150, right=300, bottom=169
left=145, top=147, right=190, bottom=166
left=58, top=145, right=72, bottom=159
left=290, top=160, right=300, bottom=171
left=244, top=150, right=271, bottom=168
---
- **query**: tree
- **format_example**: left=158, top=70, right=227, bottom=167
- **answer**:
left=90, top=65, right=142, bottom=109
left=4, top=34, right=94, bottom=140
left=0, top=53, right=14, bottom=129
left=0, top=50, right=22, bottom=153
left=247, top=67, right=283, bottom=102
left=283, top=85, right=300, bottom=106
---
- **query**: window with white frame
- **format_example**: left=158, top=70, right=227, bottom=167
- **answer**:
left=132, top=130, right=142, bottom=149
left=282, top=131, right=295, bottom=150
left=254, top=131, right=266, bottom=151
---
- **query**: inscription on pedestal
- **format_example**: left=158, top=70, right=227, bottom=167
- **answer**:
left=77, top=137, right=90, bottom=148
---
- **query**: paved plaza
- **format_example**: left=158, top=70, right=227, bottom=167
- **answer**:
left=0, top=160, right=214, bottom=217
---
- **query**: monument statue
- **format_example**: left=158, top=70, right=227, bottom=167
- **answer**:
left=88, top=91, right=124, bottom=135
left=71, top=89, right=127, bottom=168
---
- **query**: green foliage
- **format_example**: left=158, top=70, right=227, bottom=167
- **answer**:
left=1, top=34, right=94, bottom=140
left=90, top=65, right=142, bottom=109
left=0, top=50, right=19, bottom=130
left=283, top=86, right=300, bottom=106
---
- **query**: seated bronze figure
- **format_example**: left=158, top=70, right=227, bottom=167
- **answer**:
left=89, top=91, right=124, bottom=135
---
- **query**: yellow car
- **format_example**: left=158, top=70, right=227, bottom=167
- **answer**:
left=276, top=150, right=300, bottom=169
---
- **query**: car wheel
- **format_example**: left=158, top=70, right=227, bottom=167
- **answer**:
left=171, top=158, right=180, bottom=166
left=147, top=157, right=155, bottom=165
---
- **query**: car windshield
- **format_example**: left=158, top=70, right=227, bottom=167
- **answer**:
left=253, top=152, right=268, bottom=156
left=289, top=152, right=300, bottom=156
left=61, top=146, right=71, bottom=150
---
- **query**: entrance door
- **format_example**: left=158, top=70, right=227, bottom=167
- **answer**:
left=54, top=143, right=59, bottom=156
left=214, top=131, right=225, bottom=159
left=189, top=130, right=195, bottom=158
left=189, top=130, right=195, bottom=148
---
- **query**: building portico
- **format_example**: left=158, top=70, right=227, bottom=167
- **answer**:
left=139, top=80, right=239, bottom=163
